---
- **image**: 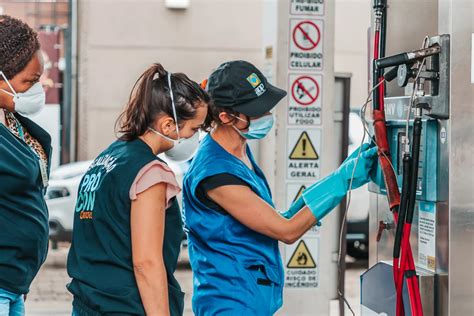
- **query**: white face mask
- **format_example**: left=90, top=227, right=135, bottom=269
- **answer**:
left=148, top=72, right=200, bottom=163
left=0, top=71, right=46, bottom=116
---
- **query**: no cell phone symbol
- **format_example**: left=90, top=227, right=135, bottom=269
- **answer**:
left=293, top=21, right=321, bottom=51
left=289, top=132, right=319, bottom=160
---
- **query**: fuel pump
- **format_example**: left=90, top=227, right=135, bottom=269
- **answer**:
left=361, top=33, right=450, bottom=316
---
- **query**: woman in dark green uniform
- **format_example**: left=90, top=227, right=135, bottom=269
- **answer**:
left=0, top=15, right=51, bottom=316
left=67, top=63, right=210, bottom=315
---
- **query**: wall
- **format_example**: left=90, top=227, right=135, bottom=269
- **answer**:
left=76, top=0, right=264, bottom=159
left=334, top=0, right=372, bottom=110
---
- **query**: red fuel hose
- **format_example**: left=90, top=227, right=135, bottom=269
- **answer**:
left=371, top=2, right=423, bottom=315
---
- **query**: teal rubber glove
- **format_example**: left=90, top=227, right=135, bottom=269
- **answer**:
left=302, top=145, right=378, bottom=222
left=279, top=195, right=305, bottom=219
left=279, top=144, right=378, bottom=222
left=344, top=142, right=371, bottom=164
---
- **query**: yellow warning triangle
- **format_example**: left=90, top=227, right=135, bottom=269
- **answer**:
left=287, top=240, right=317, bottom=269
left=289, top=132, right=319, bottom=160
left=292, top=185, right=306, bottom=203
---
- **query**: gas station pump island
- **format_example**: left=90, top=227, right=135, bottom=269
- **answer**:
left=264, top=1, right=472, bottom=315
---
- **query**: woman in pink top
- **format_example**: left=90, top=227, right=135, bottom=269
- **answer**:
left=67, top=63, right=210, bottom=316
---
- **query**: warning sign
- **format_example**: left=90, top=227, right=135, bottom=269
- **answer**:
left=288, top=74, right=322, bottom=126
left=287, top=128, right=321, bottom=180
left=287, top=240, right=316, bottom=268
left=289, top=132, right=319, bottom=160
left=289, top=19, right=324, bottom=71
left=290, top=0, right=325, bottom=16
left=285, top=237, right=319, bottom=288
left=286, top=183, right=320, bottom=235
left=293, top=185, right=306, bottom=203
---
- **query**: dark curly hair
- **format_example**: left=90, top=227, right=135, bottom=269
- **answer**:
left=0, top=15, right=40, bottom=79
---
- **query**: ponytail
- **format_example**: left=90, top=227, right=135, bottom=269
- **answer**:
left=116, top=63, right=211, bottom=141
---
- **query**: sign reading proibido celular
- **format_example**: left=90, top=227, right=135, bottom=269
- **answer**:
left=287, top=128, right=321, bottom=180
left=288, top=74, right=322, bottom=126
left=290, top=0, right=325, bottom=16
left=289, top=19, right=324, bottom=70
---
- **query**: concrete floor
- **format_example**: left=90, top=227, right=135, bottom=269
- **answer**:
left=25, top=243, right=367, bottom=316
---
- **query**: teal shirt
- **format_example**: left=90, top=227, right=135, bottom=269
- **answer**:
left=0, top=114, right=52, bottom=294
left=67, top=139, right=184, bottom=315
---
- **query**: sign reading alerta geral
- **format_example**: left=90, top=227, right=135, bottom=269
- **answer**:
left=288, top=73, right=322, bottom=125
left=290, top=0, right=325, bottom=16
left=287, top=128, right=321, bottom=180
left=289, top=19, right=324, bottom=71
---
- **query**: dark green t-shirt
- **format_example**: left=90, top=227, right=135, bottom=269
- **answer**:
left=67, top=139, right=184, bottom=315
left=0, top=114, right=52, bottom=294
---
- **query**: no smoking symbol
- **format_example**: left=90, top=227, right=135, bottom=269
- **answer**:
left=291, top=76, right=320, bottom=106
left=292, top=21, right=321, bottom=51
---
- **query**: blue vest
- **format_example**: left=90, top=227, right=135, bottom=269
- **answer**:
left=183, top=135, right=284, bottom=315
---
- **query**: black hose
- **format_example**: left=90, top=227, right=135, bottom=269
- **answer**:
left=406, top=118, right=422, bottom=224
left=380, top=5, right=387, bottom=59
left=373, top=60, right=380, bottom=111
left=393, top=153, right=412, bottom=258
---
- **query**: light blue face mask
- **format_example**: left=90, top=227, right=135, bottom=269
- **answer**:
left=232, top=114, right=275, bottom=140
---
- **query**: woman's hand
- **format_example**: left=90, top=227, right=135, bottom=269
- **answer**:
left=131, top=182, right=170, bottom=316
left=287, top=144, right=379, bottom=223
left=336, top=144, right=378, bottom=190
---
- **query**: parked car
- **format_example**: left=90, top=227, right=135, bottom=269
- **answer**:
left=46, top=157, right=187, bottom=245
left=346, top=111, right=370, bottom=259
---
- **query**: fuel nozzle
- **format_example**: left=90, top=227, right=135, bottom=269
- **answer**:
left=372, top=0, right=386, bottom=31
left=375, top=44, right=441, bottom=70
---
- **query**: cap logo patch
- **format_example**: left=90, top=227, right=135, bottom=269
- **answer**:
left=247, top=73, right=261, bottom=88
left=247, top=73, right=266, bottom=97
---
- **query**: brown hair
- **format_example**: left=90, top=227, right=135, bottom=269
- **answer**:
left=116, top=63, right=211, bottom=140
left=199, top=79, right=248, bottom=131
left=201, top=104, right=246, bottom=131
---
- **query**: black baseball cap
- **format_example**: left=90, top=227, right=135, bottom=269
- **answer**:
left=206, top=60, right=287, bottom=117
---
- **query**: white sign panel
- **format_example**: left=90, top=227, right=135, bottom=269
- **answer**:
left=290, top=0, right=325, bottom=16
left=288, top=73, right=322, bottom=126
left=289, top=19, right=324, bottom=71
left=418, top=202, right=437, bottom=272
left=285, top=236, right=320, bottom=289
left=287, top=128, right=321, bottom=180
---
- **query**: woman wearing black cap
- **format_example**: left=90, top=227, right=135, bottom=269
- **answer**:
left=0, top=15, right=51, bottom=315
left=182, top=60, right=378, bottom=315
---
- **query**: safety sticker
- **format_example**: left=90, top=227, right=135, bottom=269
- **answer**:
left=285, top=237, right=319, bottom=289
left=290, top=0, right=325, bottom=16
left=286, top=183, right=320, bottom=235
left=289, top=19, right=324, bottom=70
left=292, top=185, right=306, bottom=204
left=287, top=129, right=321, bottom=180
left=289, top=132, right=319, bottom=160
left=440, top=126, right=447, bottom=144
left=418, top=202, right=437, bottom=272
left=288, top=73, right=322, bottom=126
